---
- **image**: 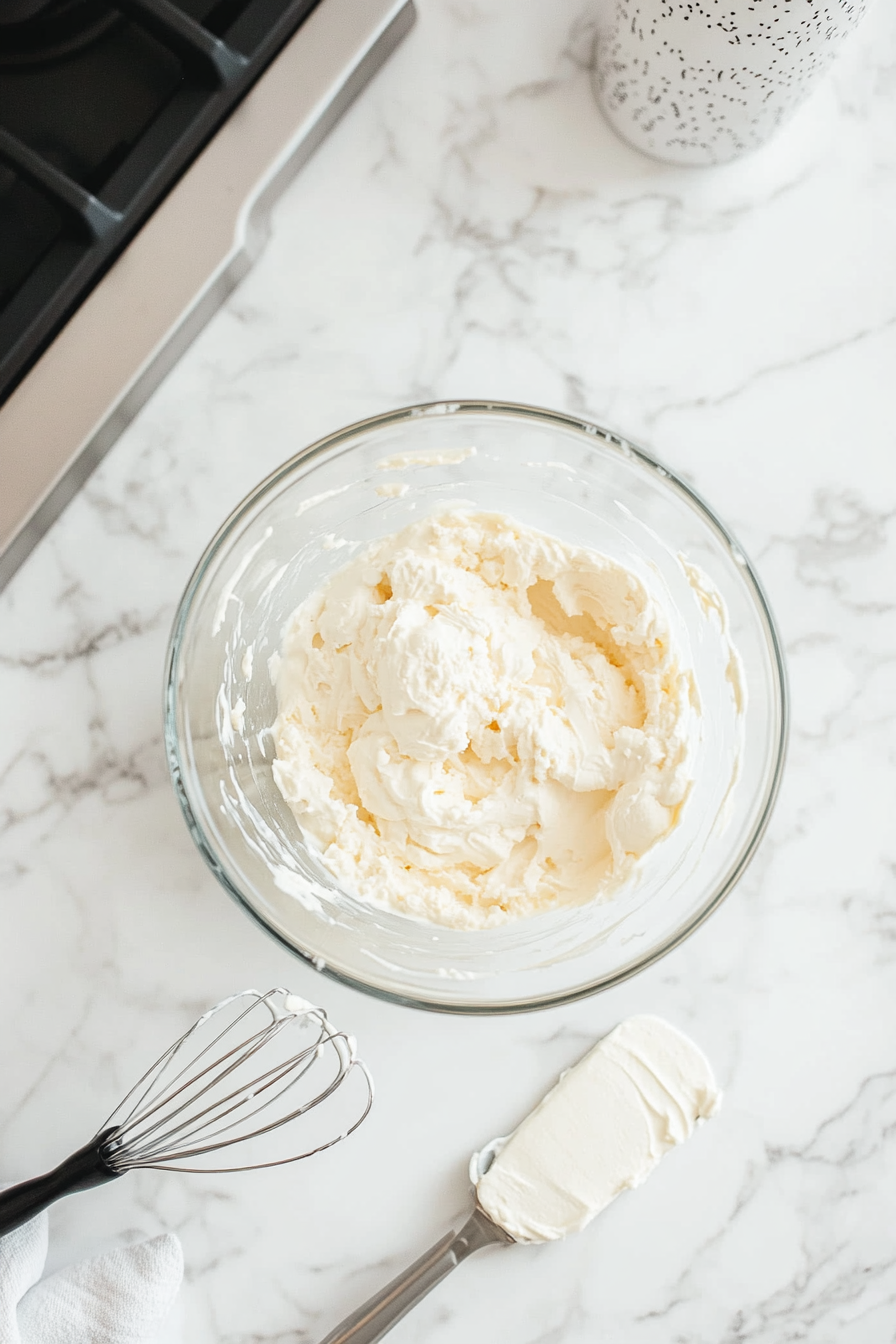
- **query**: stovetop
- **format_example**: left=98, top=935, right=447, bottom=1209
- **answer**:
left=0, top=0, right=414, bottom=592
left=0, top=0, right=322, bottom=405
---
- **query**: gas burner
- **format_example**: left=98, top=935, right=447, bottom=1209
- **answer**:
left=0, top=0, right=122, bottom=67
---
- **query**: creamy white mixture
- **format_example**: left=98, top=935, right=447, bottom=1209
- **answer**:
left=271, top=510, right=697, bottom=929
left=475, top=1015, right=721, bottom=1242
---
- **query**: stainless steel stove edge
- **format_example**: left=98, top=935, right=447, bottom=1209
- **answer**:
left=0, top=0, right=415, bottom=593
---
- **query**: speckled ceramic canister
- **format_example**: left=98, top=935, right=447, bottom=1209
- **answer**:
left=595, top=0, right=867, bottom=165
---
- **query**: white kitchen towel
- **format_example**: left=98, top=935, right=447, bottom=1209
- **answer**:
left=0, top=1207, right=182, bottom=1344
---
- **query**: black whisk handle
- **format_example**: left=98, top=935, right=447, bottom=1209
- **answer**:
left=0, top=1128, right=121, bottom=1237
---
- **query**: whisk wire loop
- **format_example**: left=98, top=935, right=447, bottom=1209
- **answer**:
left=98, top=988, right=373, bottom=1175
left=108, top=1018, right=289, bottom=1158
left=118, top=1036, right=326, bottom=1164
left=107, top=990, right=283, bottom=1137
left=0, top=988, right=372, bottom=1237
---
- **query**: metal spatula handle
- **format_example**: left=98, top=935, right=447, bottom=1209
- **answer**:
left=319, top=1205, right=512, bottom=1344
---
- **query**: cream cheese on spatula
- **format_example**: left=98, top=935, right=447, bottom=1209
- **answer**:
left=473, top=1015, right=721, bottom=1243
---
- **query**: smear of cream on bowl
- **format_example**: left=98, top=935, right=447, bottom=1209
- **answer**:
left=376, top=446, right=477, bottom=470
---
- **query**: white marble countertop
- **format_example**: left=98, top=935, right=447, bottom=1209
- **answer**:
left=2, top=1, right=896, bottom=1340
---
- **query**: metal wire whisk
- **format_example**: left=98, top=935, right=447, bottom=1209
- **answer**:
left=0, top=988, right=373, bottom=1237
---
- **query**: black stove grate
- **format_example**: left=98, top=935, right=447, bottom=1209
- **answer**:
left=0, top=0, right=321, bottom=405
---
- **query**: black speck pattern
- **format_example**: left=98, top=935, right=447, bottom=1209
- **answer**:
left=595, top=0, right=866, bottom=164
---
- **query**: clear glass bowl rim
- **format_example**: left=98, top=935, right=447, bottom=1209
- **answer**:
left=164, top=399, right=789, bottom=1014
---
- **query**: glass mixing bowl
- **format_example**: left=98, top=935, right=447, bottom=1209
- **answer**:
left=165, top=401, right=787, bottom=1013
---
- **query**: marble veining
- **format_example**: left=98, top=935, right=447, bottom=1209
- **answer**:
left=1, top=0, right=895, bottom=1340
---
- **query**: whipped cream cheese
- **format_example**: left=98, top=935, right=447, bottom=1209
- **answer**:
left=475, top=1015, right=721, bottom=1242
left=271, top=510, right=697, bottom=928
